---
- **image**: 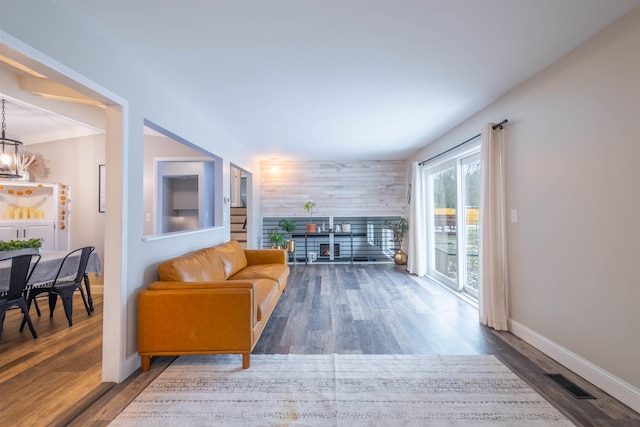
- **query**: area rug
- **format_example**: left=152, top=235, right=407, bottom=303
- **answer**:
left=110, top=354, right=573, bottom=426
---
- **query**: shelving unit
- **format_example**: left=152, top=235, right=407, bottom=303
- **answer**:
left=0, top=181, right=70, bottom=251
left=262, top=216, right=402, bottom=264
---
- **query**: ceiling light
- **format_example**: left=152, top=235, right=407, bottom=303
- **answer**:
left=0, top=99, right=23, bottom=178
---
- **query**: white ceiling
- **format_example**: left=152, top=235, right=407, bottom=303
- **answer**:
left=5, top=0, right=640, bottom=160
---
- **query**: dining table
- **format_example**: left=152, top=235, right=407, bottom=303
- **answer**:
left=0, top=250, right=102, bottom=311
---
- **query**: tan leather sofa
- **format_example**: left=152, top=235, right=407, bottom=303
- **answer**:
left=137, top=240, right=289, bottom=370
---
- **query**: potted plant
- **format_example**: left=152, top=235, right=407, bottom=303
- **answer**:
left=304, top=200, right=316, bottom=232
left=268, top=229, right=285, bottom=249
left=0, top=238, right=44, bottom=258
left=384, top=218, right=408, bottom=265
left=278, top=218, right=297, bottom=253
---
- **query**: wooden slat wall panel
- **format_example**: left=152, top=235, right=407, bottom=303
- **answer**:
left=260, top=160, right=406, bottom=218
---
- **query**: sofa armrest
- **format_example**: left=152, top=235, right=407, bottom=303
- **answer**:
left=244, top=249, right=286, bottom=265
left=137, top=282, right=257, bottom=355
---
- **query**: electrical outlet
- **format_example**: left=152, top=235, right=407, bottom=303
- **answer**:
left=510, top=209, right=518, bottom=223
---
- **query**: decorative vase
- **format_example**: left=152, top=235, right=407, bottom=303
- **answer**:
left=286, top=240, right=296, bottom=253
left=307, top=223, right=316, bottom=233
left=393, top=249, right=408, bottom=265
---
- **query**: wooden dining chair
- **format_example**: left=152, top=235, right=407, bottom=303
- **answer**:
left=0, top=253, right=41, bottom=339
left=26, top=246, right=94, bottom=327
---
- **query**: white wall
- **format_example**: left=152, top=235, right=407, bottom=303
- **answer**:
left=27, top=134, right=106, bottom=265
left=408, top=8, right=640, bottom=410
left=1, top=1, right=260, bottom=381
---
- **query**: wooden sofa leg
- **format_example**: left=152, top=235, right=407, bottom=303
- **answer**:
left=242, top=353, right=250, bottom=369
left=141, top=355, right=151, bottom=372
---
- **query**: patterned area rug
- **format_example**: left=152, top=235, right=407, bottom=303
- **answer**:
left=110, top=354, right=573, bottom=426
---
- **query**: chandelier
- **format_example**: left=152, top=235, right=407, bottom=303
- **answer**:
left=0, top=99, right=23, bottom=178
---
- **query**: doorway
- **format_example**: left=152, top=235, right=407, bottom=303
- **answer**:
left=0, top=41, right=124, bottom=381
left=230, top=163, right=249, bottom=248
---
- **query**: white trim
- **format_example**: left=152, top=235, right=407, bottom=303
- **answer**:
left=509, top=319, right=640, bottom=413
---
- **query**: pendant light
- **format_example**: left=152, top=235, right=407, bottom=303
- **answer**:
left=0, top=99, right=23, bottom=178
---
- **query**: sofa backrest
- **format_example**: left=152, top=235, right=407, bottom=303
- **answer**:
left=157, top=240, right=248, bottom=282
left=158, top=247, right=226, bottom=282
left=216, top=240, right=248, bottom=278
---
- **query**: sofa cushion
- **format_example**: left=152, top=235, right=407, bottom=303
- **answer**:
left=249, top=278, right=280, bottom=322
left=216, top=241, right=248, bottom=279
left=158, top=247, right=226, bottom=282
left=230, top=264, right=289, bottom=291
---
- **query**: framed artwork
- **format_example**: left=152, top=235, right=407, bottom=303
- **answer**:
left=98, top=164, right=106, bottom=213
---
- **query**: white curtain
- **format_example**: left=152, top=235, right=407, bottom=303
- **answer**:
left=479, top=123, right=509, bottom=330
left=407, top=161, right=427, bottom=276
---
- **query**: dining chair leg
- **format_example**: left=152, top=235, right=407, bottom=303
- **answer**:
left=78, top=286, right=92, bottom=316
left=83, top=273, right=94, bottom=312
left=48, top=293, right=58, bottom=318
left=17, top=300, right=37, bottom=339
left=56, top=290, right=75, bottom=327
left=33, top=297, right=42, bottom=317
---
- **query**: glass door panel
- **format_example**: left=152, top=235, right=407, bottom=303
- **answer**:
left=462, top=155, right=480, bottom=298
left=432, top=165, right=458, bottom=284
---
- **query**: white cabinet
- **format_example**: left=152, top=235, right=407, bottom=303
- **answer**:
left=0, top=182, right=69, bottom=251
left=0, top=220, right=56, bottom=250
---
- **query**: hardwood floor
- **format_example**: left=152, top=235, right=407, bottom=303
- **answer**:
left=3, top=264, right=639, bottom=426
left=0, top=291, right=107, bottom=426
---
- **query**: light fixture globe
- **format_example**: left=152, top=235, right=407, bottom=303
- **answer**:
left=0, top=99, right=23, bottom=178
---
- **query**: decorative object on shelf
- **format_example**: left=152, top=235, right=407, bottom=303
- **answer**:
left=384, top=217, right=409, bottom=265
left=278, top=218, right=297, bottom=254
left=307, top=251, right=317, bottom=263
left=268, top=229, right=285, bottom=249
left=304, top=200, right=316, bottom=233
left=342, top=223, right=351, bottom=233
left=0, top=99, right=23, bottom=179
left=17, top=152, right=49, bottom=182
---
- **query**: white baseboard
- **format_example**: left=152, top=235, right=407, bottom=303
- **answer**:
left=509, top=319, right=640, bottom=413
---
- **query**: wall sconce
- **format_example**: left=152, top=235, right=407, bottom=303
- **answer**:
left=0, top=99, right=23, bottom=178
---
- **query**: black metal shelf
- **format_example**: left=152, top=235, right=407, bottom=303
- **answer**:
left=262, top=216, right=400, bottom=264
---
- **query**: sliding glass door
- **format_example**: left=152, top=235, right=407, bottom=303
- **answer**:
left=427, top=151, right=480, bottom=299
left=461, top=154, right=480, bottom=298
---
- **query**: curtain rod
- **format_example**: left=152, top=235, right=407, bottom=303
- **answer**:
left=418, top=119, right=508, bottom=166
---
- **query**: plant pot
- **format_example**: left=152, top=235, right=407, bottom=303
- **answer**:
left=0, top=247, right=41, bottom=260
left=307, top=223, right=316, bottom=233
left=286, top=240, right=296, bottom=253
left=393, top=249, right=408, bottom=265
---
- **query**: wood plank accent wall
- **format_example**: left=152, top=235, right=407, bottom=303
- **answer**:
left=260, top=160, right=407, bottom=218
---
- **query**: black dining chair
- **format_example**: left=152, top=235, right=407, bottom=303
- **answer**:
left=0, top=253, right=41, bottom=339
left=26, top=246, right=94, bottom=327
